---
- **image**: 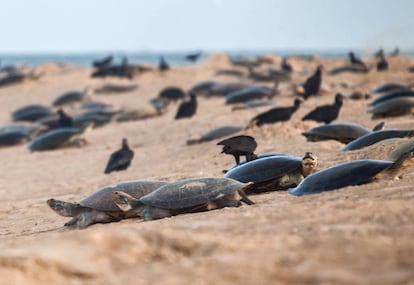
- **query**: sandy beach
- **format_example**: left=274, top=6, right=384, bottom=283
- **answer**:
left=0, top=54, right=414, bottom=285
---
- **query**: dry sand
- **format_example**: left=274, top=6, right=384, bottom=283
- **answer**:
left=0, top=54, right=414, bottom=285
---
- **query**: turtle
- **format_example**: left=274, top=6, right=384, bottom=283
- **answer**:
left=301, top=122, right=374, bottom=144
left=288, top=160, right=393, bottom=196
left=369, top=82, right=408, bottom=94
left=94, top=83, right=138, bottom=94
left=368, top=89, right=414, bottom=107
left=289, top=137, right=414, bottom=196
left=186, top=125, right=243, bottom=145
left=327, top=65, right=369, bottom=76
left=104, top=138, right=134, bottom=174
left=115, top=106, right=165, bottom=122
left=12, top=104, right=53, bottom=122
left=0, top=123, right=47, bottom=146
left=231, top=99, right=277, bottom=111
left=342, top=129, right=414, bottom=151
left=224, top=152, right=318, bottom=194
left=215, top=69, right=246, bottom=78
left=207, top=82, right=250, bottom=97
left=52, top=88, right=89, bottom=106
left=187, top=81, right=219, bottom=96
left=158, top=86, right=186, bottom=101
left=47, top=180, right=167, bottom=228
left=217, top=135, right=258, bottom=165
left=72, top=109, right=117, bottom=128
left=225, top=83, right=277, bottom=104
left=368, top=97, right=414, bottom=119
left=27, top=124, right=91, bottom=151
left=112, top=177, right=255, bottom=221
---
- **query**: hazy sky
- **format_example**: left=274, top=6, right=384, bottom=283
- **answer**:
left=0, top=0, right=413, bottom=53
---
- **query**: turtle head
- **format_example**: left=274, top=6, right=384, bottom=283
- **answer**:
left=301, top=152, right=318, bottom=177
left=112, top=191, right=143, bottom=213
left=47, top=198, right=83, bottom=217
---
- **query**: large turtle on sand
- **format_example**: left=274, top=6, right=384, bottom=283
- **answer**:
left=47, top=180, right=167, bottom=228
left=112, top=177, right=255, bottom=221
left=27, top=124, right=92, bottom=151
left=289, top=137, right=414, bottom=196
left=302, top=122, right=383, bottom=144
left=224, top=152, right=318, bottom=193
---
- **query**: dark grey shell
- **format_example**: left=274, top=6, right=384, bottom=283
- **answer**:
left=0, top=130, right=28, bottom=145
left=369, top=97, right=414, bottom=119
left=72, top=109, right=117, bottom=128
left=0, top=70, right=26, bottom=87
left=224, top=155, right=302, bottom=183
left=27, top=127, right=82, bottom=151
left=208, top=82, right=250, bottom=97
left=94, top=83, right=138, bottom=94
left=368, top=89, right=414, bottom=106
left=302, top=122, right=371, bottom=144
left=0, top=123, right=44, bottom=138
left=288, top=159, right=393, bottom=196
left=12, top=105, right=53, bottom=122
left=140, top=177, right=250, bottom=210
left=52, top=90, right=86, bottom=106
left=81, top=180, right=167, bottom=211
left=342, top=129, right=414, bottom=151
left=328, top=65, right=369, bottom=75
left=186, top=125, right=243, bottom=145
left=369, top=82, right=408, bottom=94
left=225, top=86, right=273, bottom=104
left=187, top=81, right=218, bottom=95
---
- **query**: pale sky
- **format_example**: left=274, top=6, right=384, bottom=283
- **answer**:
left=0, top=0, right=413, bottom=53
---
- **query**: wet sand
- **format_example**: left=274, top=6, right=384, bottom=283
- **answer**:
left=0, top=54, right=414, bottom=285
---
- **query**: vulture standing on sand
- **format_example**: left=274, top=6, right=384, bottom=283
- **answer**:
left=302, top=93, right=344, bottom=124
left=217, top=135, right=258, bottom=165
left=377, top=55, right=389, bottom=71
left=104, top=138, right=134, bottom=174
left=159, top=56, right=170, bottom=71
left=175, top=94, right=197, bottom=119
left=248, top=98, right=302, bottom=127
left=349, top=51, right=367, bottom=69
left=303, top=65, right=323, bottom=99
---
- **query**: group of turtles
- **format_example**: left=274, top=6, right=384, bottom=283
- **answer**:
left=47, top=133, right=414, bottom=228
left=2, top=52, right=414, bottom=229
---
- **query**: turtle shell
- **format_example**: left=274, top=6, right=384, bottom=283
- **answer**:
left=140, top=177, right=251, bottom=210
left=224, top=155, right=302, bottom=183
left=369, top=97, right=414, bottom=119
left=81, top=180, right=167, bottom=211
left=186, top=125, right=243, bottom=145
left=368, top=89, right=414, bottom=106
left=225, top=86, right=273, bottom=104
left=302, top=122, right=371, bottom=144
left=342, top=129, right=414, bottom=151
left=52, top=90, right=86, bottom=106
left=27, top=127, right=82, bottom=151
left=369, top=82, right=408, bottom=94
left=288, top=159, right=393, bottom=196
left=0, top=130, right=28, bottom=146
left=12, top=104, right=53, bottom=122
